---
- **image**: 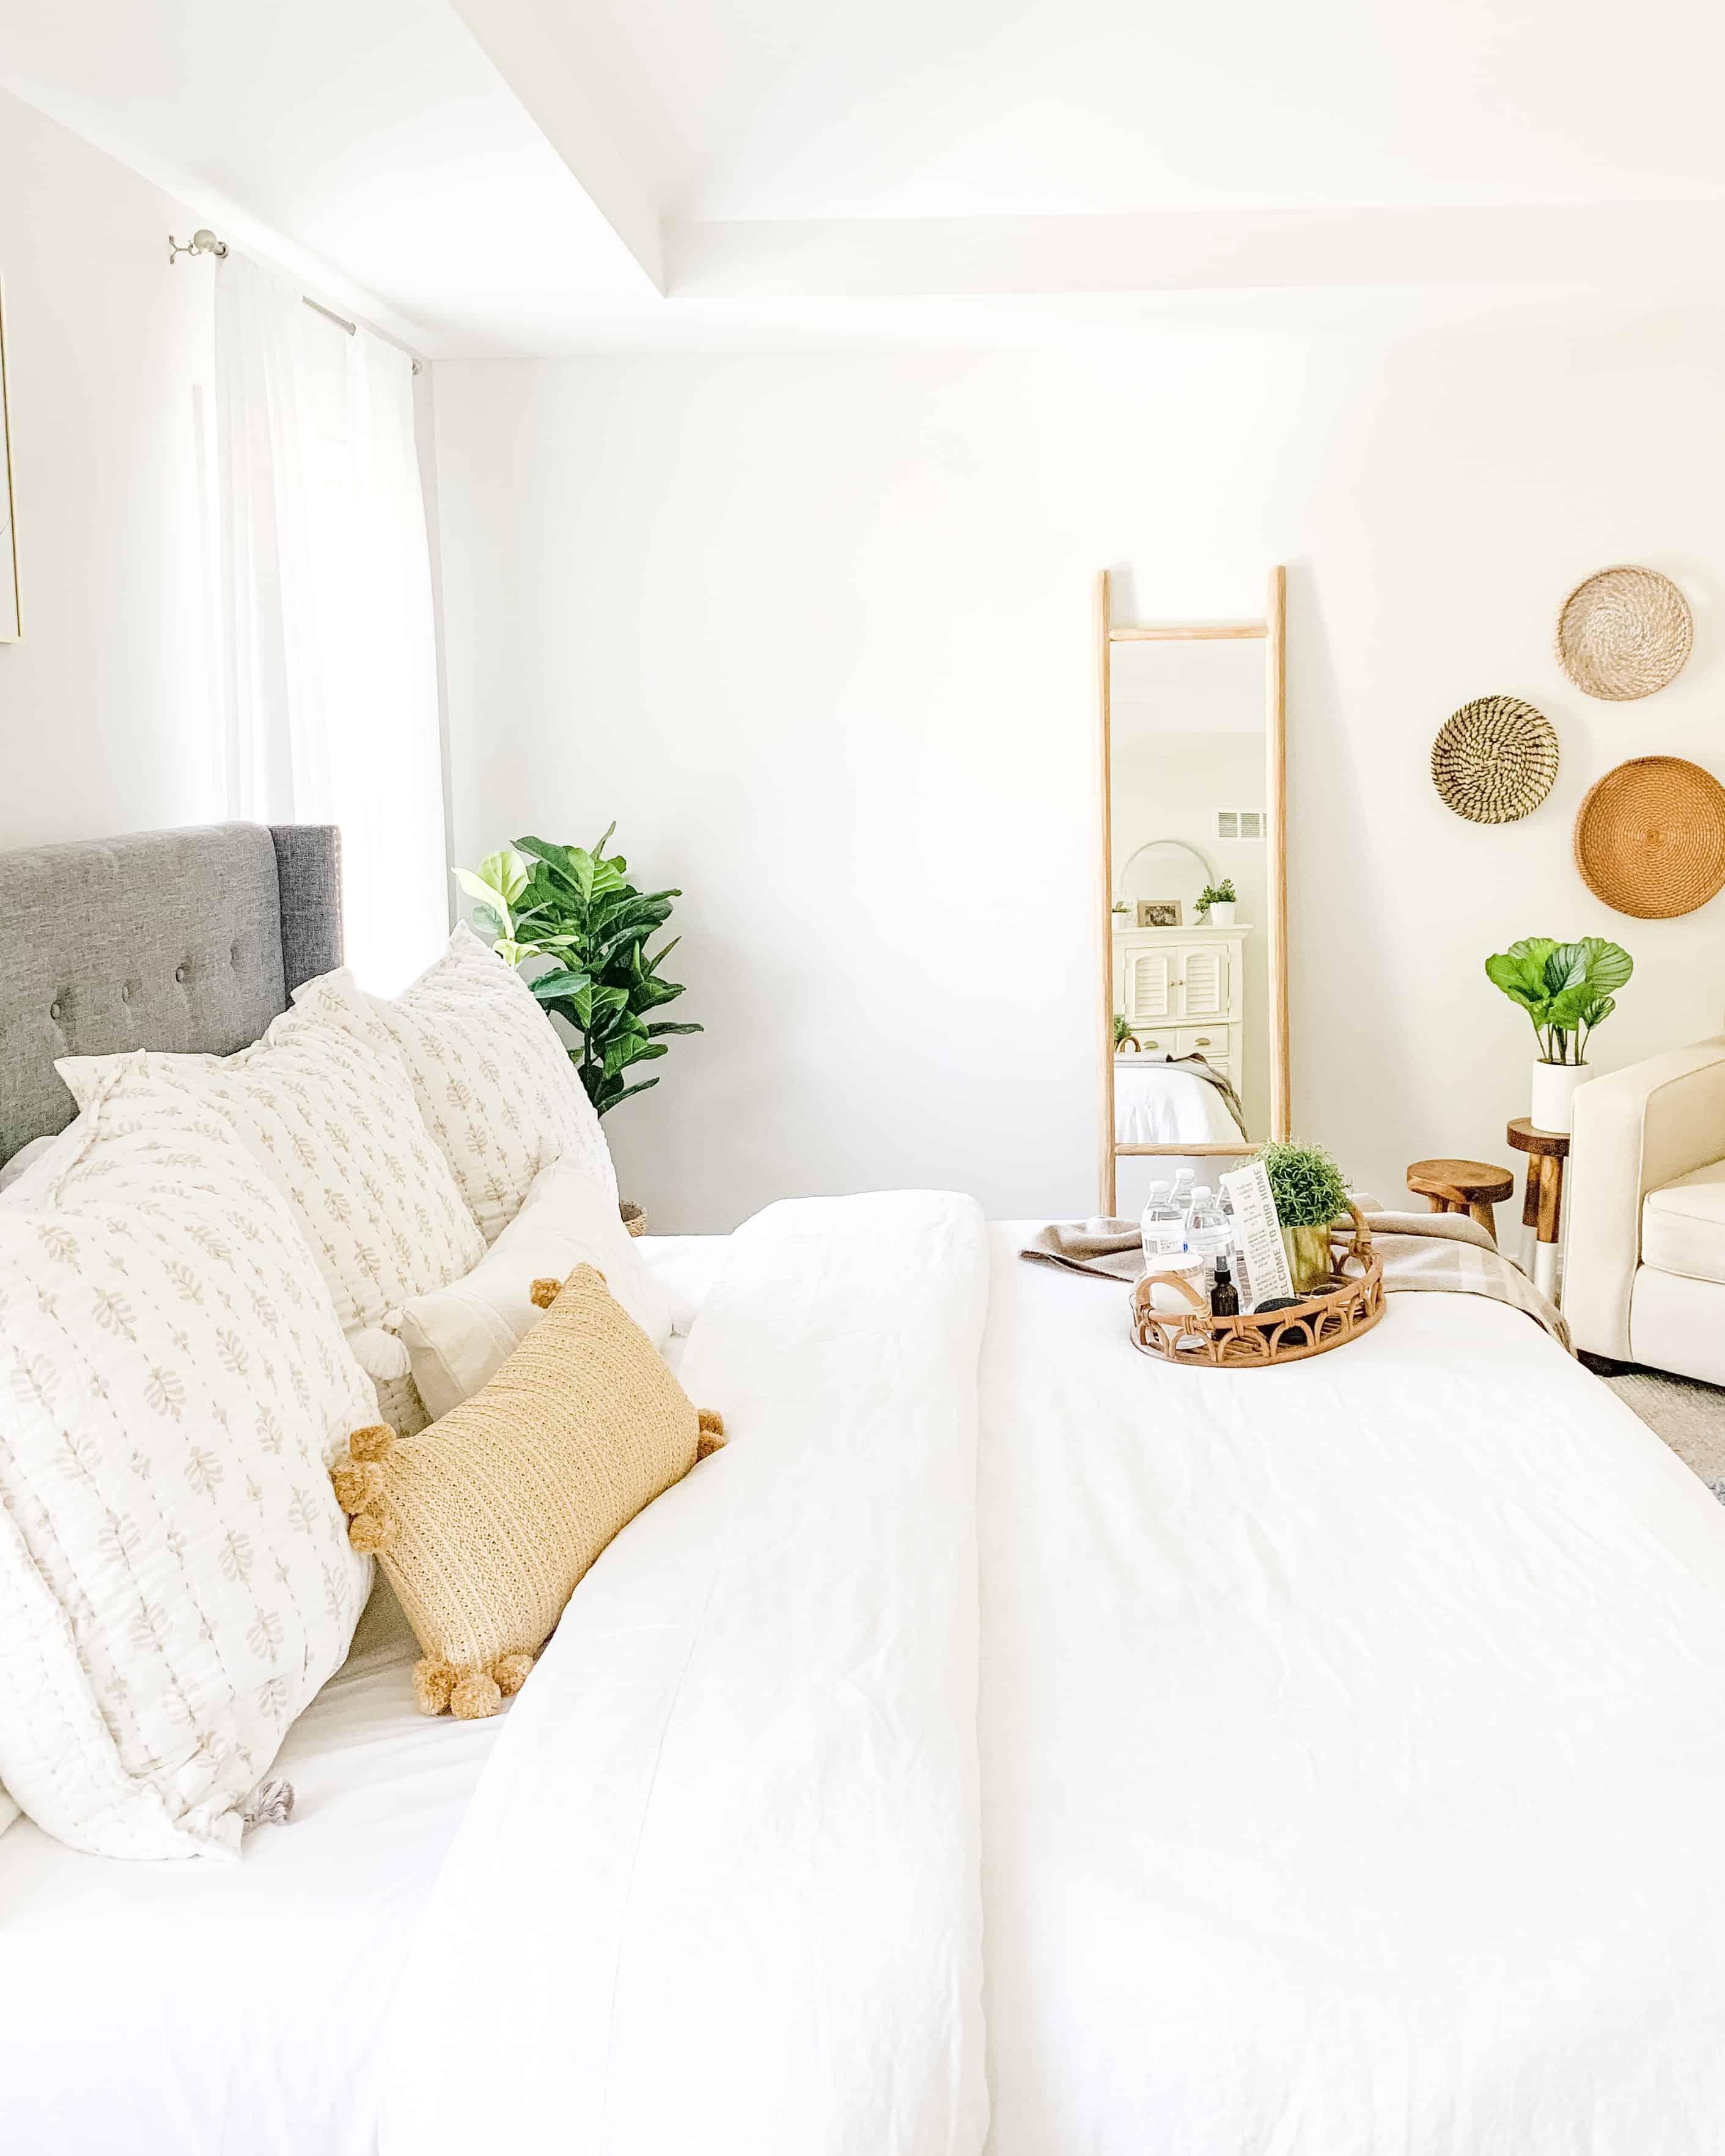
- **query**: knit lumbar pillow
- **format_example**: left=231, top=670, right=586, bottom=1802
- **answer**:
left=330, top=1263, right=725, bottom=1718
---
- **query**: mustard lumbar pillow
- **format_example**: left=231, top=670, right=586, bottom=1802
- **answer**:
left=330, top=1263, right=726, bottom=1718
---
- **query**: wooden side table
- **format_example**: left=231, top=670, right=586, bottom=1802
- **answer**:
left=1506, top=1118, right=1570, bottom=1302
left=1405, top=1157, right=1515, bottom=1242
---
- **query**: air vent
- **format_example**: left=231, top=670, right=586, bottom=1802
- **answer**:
left=1215, top=810, right=1264, bottom=840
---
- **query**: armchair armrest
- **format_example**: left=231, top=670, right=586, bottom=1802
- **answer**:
left=1565, top=1038, right=1725, bottom=1358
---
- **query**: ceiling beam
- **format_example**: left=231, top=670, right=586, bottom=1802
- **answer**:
left=666, top=202, right=1725, bottom=301
left=447, top=0, right=664, bottom=296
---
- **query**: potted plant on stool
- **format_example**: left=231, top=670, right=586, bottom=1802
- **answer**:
left=1484, top=935, right=1633, bottom=1134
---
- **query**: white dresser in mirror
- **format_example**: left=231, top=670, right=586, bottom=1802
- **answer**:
left=1113, top=923, right=1249, bottom=1090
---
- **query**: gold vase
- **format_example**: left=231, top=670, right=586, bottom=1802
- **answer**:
left=1282, top=1223, right=1333, bottom=1297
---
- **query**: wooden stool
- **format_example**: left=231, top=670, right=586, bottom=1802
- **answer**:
left=1405, top=1157, right=1516, bottom=1242
left=1506, top=1118, right=1571, bottom=1303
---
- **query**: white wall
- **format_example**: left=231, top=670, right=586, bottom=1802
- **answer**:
left=433, top=315, right=1725, bottom=1230
left=0, top=87, right=221, bottom=846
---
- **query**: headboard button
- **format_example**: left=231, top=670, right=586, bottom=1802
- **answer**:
left=175, top=964, right=189, bottom=984
left=49, top=1001, right=62, bottom=1024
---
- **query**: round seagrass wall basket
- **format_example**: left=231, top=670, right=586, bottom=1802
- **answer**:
left=1430, top=695, right=1559, bottom=824
left=1556, top=566, right=1693, bottom=702
left=1573, top=757, right=1725, bottom=919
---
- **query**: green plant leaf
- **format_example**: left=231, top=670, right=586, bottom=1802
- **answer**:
left=1259, top=1139, right=1350, bottom=1229
left=1484, top=938, right=1559, bottom=1016
left=645, top=1021, right=702, bottom=1037
left=598, top=1076, right=661, bottom=1115
left=527, top=968, right=593, bottom=1002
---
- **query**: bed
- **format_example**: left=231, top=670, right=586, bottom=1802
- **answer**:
left=1113, top=1050, right=1246, bottom=1145
left=7, top=825, right=1725, bottom=2156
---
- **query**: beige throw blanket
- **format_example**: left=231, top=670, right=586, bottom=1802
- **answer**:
left=1021, top=1208, right=1570, bottom=1351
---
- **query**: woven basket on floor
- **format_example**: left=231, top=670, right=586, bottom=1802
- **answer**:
left=1430, top=695, right=1559, bottom=824
left=620, top=1202, right=647, bottom=1238
left=1556, top=565, right=1693, bottom=701
left=1573, top=756, right=1725, bottom=919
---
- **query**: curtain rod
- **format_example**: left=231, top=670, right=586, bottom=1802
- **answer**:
left=167, top=228, right=424, bottom=375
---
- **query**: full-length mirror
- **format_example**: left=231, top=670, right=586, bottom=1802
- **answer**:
left=1095, top=568, right=1287, bottom=1217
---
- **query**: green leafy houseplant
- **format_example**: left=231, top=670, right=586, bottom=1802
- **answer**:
left=1197, top=879, right=1237, bottom=912
left=1259, top=1138, right=1351, bottom=1294
left=1113, top=1012, right=1136, bottom=1051
left=1484, top=935, right=1633, bottom=1066
left=455, top=829, right=701, bottom=1117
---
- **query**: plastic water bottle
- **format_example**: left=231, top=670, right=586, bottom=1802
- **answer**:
left=1141, top=1180, right=1185, bottom=1268
left=1184, top=1185, right=1231, bottom=1292
left=1169, top=1167, right=1196, bottom=1217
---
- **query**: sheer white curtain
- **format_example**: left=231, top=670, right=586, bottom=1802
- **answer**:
left=212, top=252, right=447, bottom=992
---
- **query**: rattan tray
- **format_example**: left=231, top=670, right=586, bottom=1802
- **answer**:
left=1129, top=1205, right=1384, bottom=1369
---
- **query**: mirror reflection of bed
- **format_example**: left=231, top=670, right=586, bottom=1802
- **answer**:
left=1095, top=571, right=1288, bottom=1217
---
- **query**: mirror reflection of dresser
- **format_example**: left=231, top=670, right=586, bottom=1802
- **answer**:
left=1094, top=568, right=1290, bottom=1217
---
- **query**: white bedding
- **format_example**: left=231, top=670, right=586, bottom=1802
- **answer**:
left=380, top=1191, right=991, bottom=2156
left=1114, top=1057, right=1243, bottom=1144
left=978, top=1226, right=1725, bottom=2155
left=0, top=1581, right=499, bottom=2156
left=12, top=1209, right=1725, bottom=2156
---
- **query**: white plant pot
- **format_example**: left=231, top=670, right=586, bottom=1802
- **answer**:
left=1208, top=902, right=1237, bottom=926
left=1530, top=1058, right=1587, bottom=1135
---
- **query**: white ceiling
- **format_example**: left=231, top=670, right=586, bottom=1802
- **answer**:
left=7, top=0, right=1725, bottom=355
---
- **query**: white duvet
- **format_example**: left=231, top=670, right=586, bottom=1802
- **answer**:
left=381, top=1191, right=991, bottom=2156
left=13, top=1197, right=1725, bottom=2156
left=979, top=1230, right=1725, bottom=2156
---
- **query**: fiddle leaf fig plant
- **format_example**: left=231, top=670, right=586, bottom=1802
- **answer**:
left=455, top=827, right=701, bottom=1116
left=1484, top=935, right=1633, bottom=1066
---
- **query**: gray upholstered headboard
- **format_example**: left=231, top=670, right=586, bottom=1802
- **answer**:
left=0, top=822, right=342, bottom=1164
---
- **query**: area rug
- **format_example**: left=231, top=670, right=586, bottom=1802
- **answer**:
left=1600, top=1365, right=1725, bottom=1502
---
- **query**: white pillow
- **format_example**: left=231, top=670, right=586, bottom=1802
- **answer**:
left=59, top=1012, right=485, bottom=1346
left=0, top=1066, right=378, bottom=1860
left=293, top=924, right=617, bottom=1244
left=0, top=1129, right=68, bottom=1194
left=396, top=1159, right=673, bottom=1420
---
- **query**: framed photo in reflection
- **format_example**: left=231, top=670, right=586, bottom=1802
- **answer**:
left=1135, top=900, right=1183, bottom=928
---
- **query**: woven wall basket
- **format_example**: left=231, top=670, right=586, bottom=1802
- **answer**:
left=1556, top=565, right=1693, bottom=701
left=1573, top=756, right=1725, bottom=919
left=1430, top=695, right=1559, bottom=824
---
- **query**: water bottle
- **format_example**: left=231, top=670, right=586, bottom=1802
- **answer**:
left=1169, top=1167, right=1196, bottom=1216
left=1139, top=1180, right=1185, bottom=1267
left=1184, top=1184, right=1231, bottom=1293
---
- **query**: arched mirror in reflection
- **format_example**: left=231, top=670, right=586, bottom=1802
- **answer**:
left=1094, top=568, right=1288, bottom=1217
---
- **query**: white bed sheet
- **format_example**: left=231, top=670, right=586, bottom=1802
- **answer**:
left=1114, top=1057, right=1242, bottom=1145
left=0, top=1580, right=498, bottom=2156
left=0, top=1234, right=719, bottom=2156
left=977, top=1225, right=1725, bottom=2155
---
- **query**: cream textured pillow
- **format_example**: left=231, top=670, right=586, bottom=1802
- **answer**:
left=0, top=1069, right=377, bottom=1859
left=293, top=924, right=616, bottom=1244
left=396, top=1159, right=673, bottom=1420
left=331, top=1264, right=723, bottom=1720
left=59, top=1014, right=485, bottom=1433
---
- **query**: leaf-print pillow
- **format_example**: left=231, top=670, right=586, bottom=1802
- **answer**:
left=0, top=1067, right=377, bottom=1860
left=58, top=1010, right=485, bottom=1346
left=293, top=924, right=617, bottom=1245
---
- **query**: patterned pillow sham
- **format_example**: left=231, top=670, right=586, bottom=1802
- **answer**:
left=293, top=924, right=616, bottom=1245
left=0, top=1066, right=377, bottom=1859
left=59, top=1011, right=485, bottom=1385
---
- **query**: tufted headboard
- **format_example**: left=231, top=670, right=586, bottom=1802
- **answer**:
left=0, top=822, right=342, bottom=1164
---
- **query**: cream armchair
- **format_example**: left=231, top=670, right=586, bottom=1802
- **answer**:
left=1565, top=1037, right=1725, bottom=1381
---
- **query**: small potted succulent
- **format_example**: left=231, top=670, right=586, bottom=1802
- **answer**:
left=1484, top=935, right=1633, bottom=1134
left=1197, top=878, right=1237, bottom=927
left=1259, top=1139, right=1351, bottom=1296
